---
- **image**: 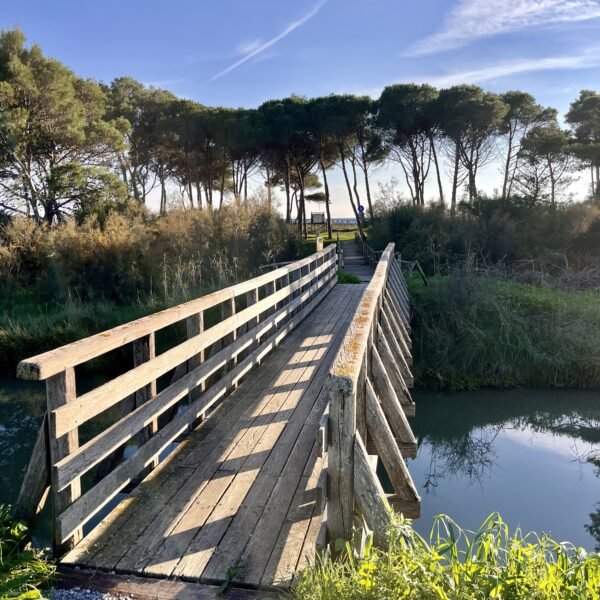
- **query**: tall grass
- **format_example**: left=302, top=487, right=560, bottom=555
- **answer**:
left=293, top=513, right=600, bottom=600
left=410, top=272, right=600, bottom=390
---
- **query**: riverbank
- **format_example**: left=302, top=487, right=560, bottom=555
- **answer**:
left=410, top=273, right=600, bottom=390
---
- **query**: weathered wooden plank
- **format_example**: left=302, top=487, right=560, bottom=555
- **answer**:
left=365, top=379, right=418, bottom=499
left=17, top=246, right=336, bottom=381
left=52, top=257, right=336, bottom=437
left=260, top=443, right=322, bottom=588
left=375, top=325, right=414, bottom=411
left=186, top=311, right=205, bottom=402
left=381, top=302, right=412, bottom=365
left=57, top=276, right=337, bottom=544
left=71, top=278, right=344, bottom=569
left=353, top=434, right=391, bottom=547
left=126, top=294, right=348, bottom=578
left=371, top=348, right=416, bottom=448
left=47, top=369, right=82, bottom=550
left=14, top=414, right=50, bottom=524
left=326, top=244, right=395, bottom=542
left=176, top=287, right=361, bottom=583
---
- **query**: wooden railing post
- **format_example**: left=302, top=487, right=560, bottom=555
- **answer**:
left=186, top=312, right=205, bottom=404
left=221, top=298, right=237, bottom=375
left=133, top=333, right=158, bottom=468
left=327, top=385, right=356, bottom=542
left=47, top=367, right=82, bottom=550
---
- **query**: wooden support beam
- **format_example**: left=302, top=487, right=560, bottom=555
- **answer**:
left=14, top=414, right=50, bottom=524
left=376, top=324, right=415, bottom=414
left=353, top=434, right=391, bottom=547
left=365, top=379, right=418, bottom=501
left=370, top=349, right=416, bottom=449
left=47, top=368, right=82, bottom=551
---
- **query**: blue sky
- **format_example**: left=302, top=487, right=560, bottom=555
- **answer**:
left=3, top=0, right=600, bottom=213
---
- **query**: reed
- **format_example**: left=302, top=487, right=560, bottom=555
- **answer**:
left=293, top=513, right=600, bottom=600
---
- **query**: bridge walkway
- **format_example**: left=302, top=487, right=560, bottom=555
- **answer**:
left=339, top=239, right=374, bottom=282
left=61, top=284, right=365, bottom=590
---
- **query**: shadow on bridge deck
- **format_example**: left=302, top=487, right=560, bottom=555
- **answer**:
left=62, top=284, right=365, bottom=591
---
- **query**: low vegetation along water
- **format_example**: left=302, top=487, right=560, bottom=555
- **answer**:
left=3, top=378, right=599, bottom=552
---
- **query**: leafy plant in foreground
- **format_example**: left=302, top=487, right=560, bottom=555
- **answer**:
left=293, top=513, right=600, bottom=599
left=0, top=506, right=54, bottom=599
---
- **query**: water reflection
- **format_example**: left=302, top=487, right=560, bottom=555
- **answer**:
left=410, top=389, right=600, bottom=550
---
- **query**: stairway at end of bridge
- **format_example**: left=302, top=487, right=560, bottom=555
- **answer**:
left=339, top=239, right=375, bottom=282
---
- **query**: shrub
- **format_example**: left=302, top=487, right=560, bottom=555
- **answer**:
left=0, top=505, right=54, bottom=598
left=293, top=513, right=600, bottom=600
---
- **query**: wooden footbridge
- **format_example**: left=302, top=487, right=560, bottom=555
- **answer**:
left=15, top=239, right=420, bottom=597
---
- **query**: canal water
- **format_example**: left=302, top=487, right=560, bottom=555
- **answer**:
left=1, top=379, right=599, bottom=550
left=404, top=388, right=600, bottom=550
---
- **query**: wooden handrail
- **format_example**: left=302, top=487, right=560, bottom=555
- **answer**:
left=325, top=242, right=420, bottom=544
left=18, top=246, right=336, bottom=381
left=16, top=245, right=338, bottom=550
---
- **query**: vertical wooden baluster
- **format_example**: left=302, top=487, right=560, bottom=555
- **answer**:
left=133, top=333, right=158, bottom=469
left=186, top=311, right=205, bottom=404
left=47, top=367, right=82, bottom=551
left=246, top=287, right=259, bottom=359
left=221, top=298, right=237, bottom=383
left=327, top=383, right=356, bottom=544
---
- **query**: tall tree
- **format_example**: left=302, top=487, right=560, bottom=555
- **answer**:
left=566, top=90, right=600, bottom=201
left=0, top=29, right=126, bottom=223
left=378, top=84, right=438, bottom=207
left=435, top=85, right=507, bottom=209
left=516, top=124, right=575, bottom=205
left=498, top=91, right=552, bottom=201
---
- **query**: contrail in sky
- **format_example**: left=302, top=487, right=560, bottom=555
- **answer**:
left=209, top=0, right=327, bottom=82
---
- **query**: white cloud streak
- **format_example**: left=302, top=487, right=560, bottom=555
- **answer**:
left=410, top=48, right=600, bottom=87
left=209, top=0, right=327, bottom=82
left=406, top=0, right=600, bottom=56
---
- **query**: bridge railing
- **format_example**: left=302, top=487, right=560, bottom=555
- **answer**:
left=325, top=242, right=420, bottom=546
left=15, top=244, right=338, bottom=550
left=354, top=231, right=382, bottom=263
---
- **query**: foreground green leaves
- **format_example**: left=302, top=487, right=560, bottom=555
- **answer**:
left=293, top=513, right=600, bottom=600
left=0, top=506, right=54, bottom=599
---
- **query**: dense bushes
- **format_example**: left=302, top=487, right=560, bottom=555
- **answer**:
left=0, top=200, right=296, bottom=374
left=293, top=513, right=600, bottom=600
left=0, top=199, right=295, bottom=304
left=369, top=197, right=600, bottom=274
left=410, top=273, right=600, bottom=390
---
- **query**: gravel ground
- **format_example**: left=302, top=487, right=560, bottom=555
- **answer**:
left=50, top=587, right=134, bottom=600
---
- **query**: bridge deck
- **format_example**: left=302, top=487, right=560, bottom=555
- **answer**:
left=62, top=283, right=365, bottom=590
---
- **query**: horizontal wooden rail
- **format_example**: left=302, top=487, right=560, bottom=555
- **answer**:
left=18, top=246, right=336, bottom=381
left=325, top=242, right=420, bottom=545
left=16, top=245, right=338, bottom=550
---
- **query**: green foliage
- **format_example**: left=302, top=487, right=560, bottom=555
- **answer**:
left=410, top=273, right=600, bottom=390
left=0, top=505, right=54, bottom=599
left=293, top=513, right=600, bottom=600
left=369, top=199, right=600, bottom=273
left=337, top=270, right=362, bottom=284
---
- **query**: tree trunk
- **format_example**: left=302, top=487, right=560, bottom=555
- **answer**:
left=501, top=127, right=514, bottom=203
left=450, top=142, right=460, bottom=216
left=339, top=146, right=364, bottom=238
left=284, top=159, right=291, bottom=224
left=320, top=159, right=332, bottom=239
left=429, top=135, right=445, bottom=206
left=548, top=157, right=556, bottom=206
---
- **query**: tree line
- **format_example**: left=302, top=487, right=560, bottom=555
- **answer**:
left=1, top=29, right=599, bottom=237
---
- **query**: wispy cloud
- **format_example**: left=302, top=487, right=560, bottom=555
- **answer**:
left=208, top=0, right=327, bottom=82
left=405, top=0, right=600, bottom=56
left=410, top=48, right=600, bottom=87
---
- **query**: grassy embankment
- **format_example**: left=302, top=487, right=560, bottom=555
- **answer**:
left=410, top=274, right=600, bottom=390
